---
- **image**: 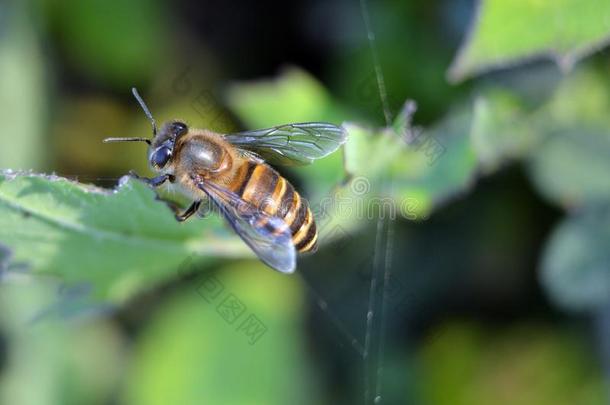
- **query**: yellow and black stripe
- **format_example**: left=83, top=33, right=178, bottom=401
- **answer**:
left=229, top=161, right=318, bottom=253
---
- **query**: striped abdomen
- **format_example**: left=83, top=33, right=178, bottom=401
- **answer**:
left=229, top=161, right=318, bottom=253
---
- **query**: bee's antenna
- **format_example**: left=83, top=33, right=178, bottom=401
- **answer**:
left=131, top=87, right=157, bottom=136
left=103, top=137, right=151, bottom=145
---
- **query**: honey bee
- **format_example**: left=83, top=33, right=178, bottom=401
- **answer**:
left=104, top=88, right=346, bottom=273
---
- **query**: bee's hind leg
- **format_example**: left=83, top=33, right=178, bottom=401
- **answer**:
left=174, top=201, right=202, bottom=222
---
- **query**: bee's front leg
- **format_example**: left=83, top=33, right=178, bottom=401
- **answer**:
left=128, top=171, right=198, bottom=222
left=128, top=170, right=174, bottom=187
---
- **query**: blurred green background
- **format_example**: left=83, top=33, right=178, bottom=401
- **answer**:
left=2, top=0, right=610, bottom=404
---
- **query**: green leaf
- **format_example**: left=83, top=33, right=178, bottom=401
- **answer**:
left=540, top=206, right=610, bottom=312
left=529, top=126, right=610, bottom=207
left=463, top=66, right=610, bottom=208
left=342, top=103, right=478, bottom=219
left=0, top=279, right=125, bottom=405
left=0, top=172, right=250, bottom=301
left=122, top=262, right=321, bottom=405
left=469, top=91, right=541, bottom=172
left=527, top=68, right=610, bottom=208
left=449, top=0, right=610, bottom=82
left=395, top=105, right=478, bottom=210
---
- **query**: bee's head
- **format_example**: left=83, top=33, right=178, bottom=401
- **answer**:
left=147, top=120, right=188, bottom=171
left=103, top=88, right=188, bottom=172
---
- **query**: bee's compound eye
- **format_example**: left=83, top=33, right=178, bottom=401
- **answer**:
left=151, top=146, right=172, bottom=169
left=171, top=121, right=188, bottom=137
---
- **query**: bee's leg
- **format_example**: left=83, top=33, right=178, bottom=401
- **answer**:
left=128, top=170, right=174, bottom=187
left=175, top=200, right=202, bottom=222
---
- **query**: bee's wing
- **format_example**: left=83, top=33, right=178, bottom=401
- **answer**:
left=223, top=122, right=347, bottom=166
left=192, top=175, right=296, bottom=273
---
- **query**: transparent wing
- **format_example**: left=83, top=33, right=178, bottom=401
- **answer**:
left=192, top=175, right=296, bottom=273
left=224, top=122, right=347, bottom=166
